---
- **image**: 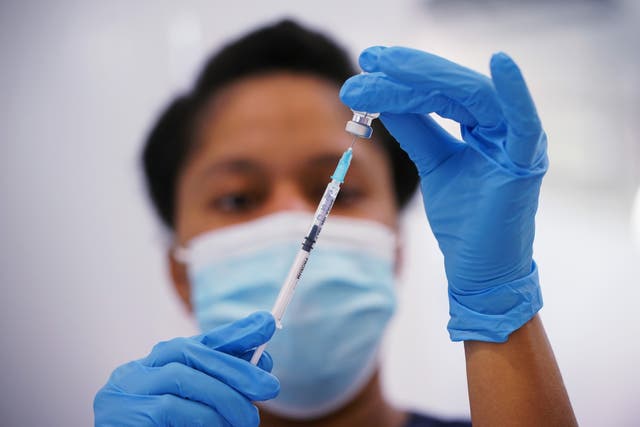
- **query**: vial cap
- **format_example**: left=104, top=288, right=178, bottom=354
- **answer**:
left=345, top=110, right=379, bottom=139
left=345, top=121, right=373, bottom=139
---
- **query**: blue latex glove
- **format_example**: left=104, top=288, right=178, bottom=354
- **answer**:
left=340, top=47, right=547, bottom=342
left=94, top=311, right=279, bottom=426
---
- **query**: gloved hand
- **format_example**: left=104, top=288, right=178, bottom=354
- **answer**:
left=340, top=47, right=547, bottom=342
left=94, top=311, right=279, bottom=426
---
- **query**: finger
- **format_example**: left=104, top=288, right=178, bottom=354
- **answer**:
left=141, top=341, right=280, bottom=400
left=341, top=73, right=478, bottom=126
left=350, top=46, right=503, bottom=127
left=239, top=349, right=273, bottom=373
left=159, top=396, right=235, bottom=427
left=200, top=311, right=275, bottom=354
left=378, top=113, right=464, bottom=177
left=122, top=362, right=261, bottom=426
left=490, top=52, right=546, bottom=167
left=94, top=390, right=232, bottom=427
left=358, top=45, right=386, bottom=72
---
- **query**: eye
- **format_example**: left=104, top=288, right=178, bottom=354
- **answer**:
left=334, top=185, right=364, bottom=207
left=210, top=192, right=261, bottom=213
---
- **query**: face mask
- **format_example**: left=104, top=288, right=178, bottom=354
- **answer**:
left=176, top=211, right=397, bottom=419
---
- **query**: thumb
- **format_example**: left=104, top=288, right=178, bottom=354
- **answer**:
left=199, top=311, right=276, bottom=354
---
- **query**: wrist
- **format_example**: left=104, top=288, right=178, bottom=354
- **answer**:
left=447, top=261, right=543, bottom=342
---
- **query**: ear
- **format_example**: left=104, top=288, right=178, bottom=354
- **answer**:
left=168, top=249, right=193, bottom=312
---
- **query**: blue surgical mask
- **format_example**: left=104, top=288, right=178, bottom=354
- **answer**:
left=176, top=212, right=397, bottom=419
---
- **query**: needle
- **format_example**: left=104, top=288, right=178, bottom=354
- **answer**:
left=349, top=135, right=357, bottom=150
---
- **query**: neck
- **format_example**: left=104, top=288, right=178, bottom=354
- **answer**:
left=259, top=371, right=407, bottom=427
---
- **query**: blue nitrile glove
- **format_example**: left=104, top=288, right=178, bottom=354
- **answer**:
left=340, top=47, right=547, bottom=343
left=94, top=311, right=279, bottom=426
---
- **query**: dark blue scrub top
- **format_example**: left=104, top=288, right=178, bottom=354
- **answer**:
left=404, top=412, right=471, bottom=427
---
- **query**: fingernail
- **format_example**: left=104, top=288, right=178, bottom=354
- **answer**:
left=491, top=51, right=513, bottom=65
left=359, top=46, right=384, bottom=71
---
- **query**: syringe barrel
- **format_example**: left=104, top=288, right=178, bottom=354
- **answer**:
left=302, top=179, right=341, bottom=252
left=250, top=179, right=343, bottom=366
left=250, top=248, right=311, bottom=365
left=270, top=250, right=309, bottom=327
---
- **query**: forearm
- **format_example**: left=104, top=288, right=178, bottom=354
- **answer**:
left=464, top=314, right=577, bottom=427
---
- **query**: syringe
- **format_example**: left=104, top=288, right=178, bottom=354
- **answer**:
left=249, top=146, right=353, bottom=365
left=250, top=110, right=378, bottom=365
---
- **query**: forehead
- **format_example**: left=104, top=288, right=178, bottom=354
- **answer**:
left=193, top=73, right=359, bottom=160
left=209, top=73, right=349, bottom=118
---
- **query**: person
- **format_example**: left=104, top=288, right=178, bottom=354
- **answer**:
left=94, top=19, right=578, bottom=426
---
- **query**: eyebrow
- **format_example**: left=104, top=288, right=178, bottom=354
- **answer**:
left=201, top=159, right=262, bottom=178
left=306, top=153, right=342, bottom=166
left=305, top=153, right=363, bottom=170
left=199, top=152, right=361, bottom=180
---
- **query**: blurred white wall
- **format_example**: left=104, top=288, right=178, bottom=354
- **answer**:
left=1, top=1, right=638, bottom=426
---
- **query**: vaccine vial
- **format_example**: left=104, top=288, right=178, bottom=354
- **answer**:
left=345, top=110, right=380, bottom=139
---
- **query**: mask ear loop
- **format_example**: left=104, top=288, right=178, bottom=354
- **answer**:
left=172, top=245, right=190, bottom=264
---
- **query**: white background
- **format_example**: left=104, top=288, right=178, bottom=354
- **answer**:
left=1, top=1, right=639, bottom=426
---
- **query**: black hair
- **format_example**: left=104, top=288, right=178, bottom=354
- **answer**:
left=142, top=19, right=419, bottom=229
